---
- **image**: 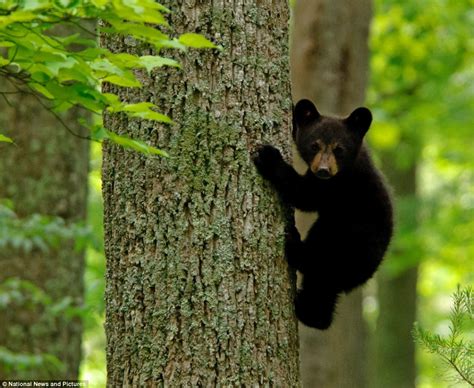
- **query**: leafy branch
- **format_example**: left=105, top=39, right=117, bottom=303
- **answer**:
left=413, top=286, right=474, bottom=386
left=0, top=0, right=221, bottom=154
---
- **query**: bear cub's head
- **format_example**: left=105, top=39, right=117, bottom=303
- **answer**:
left=293, top=99, right=372, bottom=179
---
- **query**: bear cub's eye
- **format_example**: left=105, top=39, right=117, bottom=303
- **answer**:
left=311, top=143, right=320, bottom=152
left=333, top=145, right=345, bottom=156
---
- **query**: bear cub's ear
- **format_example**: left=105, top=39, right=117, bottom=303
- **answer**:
left=346, top=107, right=372, bottom=137
left=293, top=99, right=320, bottom=128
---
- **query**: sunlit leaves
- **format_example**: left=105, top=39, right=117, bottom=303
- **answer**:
left=369, top=0, right=473, bottom=137
left=106, top=130, right=169, bottom=157
left=139, top=55, right=180, bottom=73
left=103, top=74, right=142, bottom=87
left=111, top=102, right=173, bottom=123
left=28, top=82, right=54, bottom=99
left=369, top=3, right=474, bottom=386
left=0, top=0, right=220, bottom=155
left=178, top=33, right=220, bottom=50
left=0, top=134, right=13, bottom=143
left=367, top=121, right=400, bottom=150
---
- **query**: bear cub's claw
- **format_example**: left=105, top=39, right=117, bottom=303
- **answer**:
left=252, top=145, right=283, bottom=179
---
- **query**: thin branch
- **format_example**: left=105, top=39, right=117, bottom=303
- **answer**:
left=65, top=18, right=98, bottom=37
left=439, top=353, right=474, bottom=386
left=0, top=90, right=26, bottom=94
left=7, top=45, right=18, bottom=65
left=0, top=29, right=28, bottom=39
left=4, top=77, right=92, bottom=141
left=0, top=92, right=14, bottom=108
left=4, top=70, right=102, bottom=116
left=20, top=23, right=67, bottom=52
left=28, top=92, right=93, bottom=141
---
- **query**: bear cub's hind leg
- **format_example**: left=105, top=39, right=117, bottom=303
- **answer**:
left=284, top=221, right=307, bottom=272
left=295, top=286, right=339, bottom=330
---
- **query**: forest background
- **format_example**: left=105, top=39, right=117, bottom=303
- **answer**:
left=0, top=0, right=472, bottom=387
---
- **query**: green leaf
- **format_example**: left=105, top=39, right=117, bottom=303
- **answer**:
left=106, top=131, right=168, bottom=157
left=102, top=93, right=122, bottom=109
left=117, top=102, right=155, bottom=113
left=111, top=102, right=172, bottom=124
left=102, top=75, right=141, bottom=88
left=101, top=22, right=170, bottom=44
left=106, top=53, right=141, bottom=69
left=28, top=82, right=54, bottom=99
left=178, top=33, right=219, bottom=49
left=112, top=3, right=168, bottom=26
left=21, top=0, right=51, bottom=11
left=90, top=125, right=108, bottom=141
left=55, top=0, right=81, bottom=9
left=0, top=134, right=13, bottom=143
left=90, top=58, right=124, bottom=76
left=130, top=110, right=172, bottom=123
left=0, top=11, right=37, bottom=27
left=139, top=55, right=180, bottom=73
left=76, top=47, right=108, bottom=61
left=57, top=67, right=93, bottom=85
left=43, top=56, right=78, bottom=77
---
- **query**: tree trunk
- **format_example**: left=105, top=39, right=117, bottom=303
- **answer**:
left=369, top=152, right=419, bottom=388
left=291, top=0, right=372, bottom=386
left=371, top=268, right=418, bottom=388
left=0, top=94, right=89, bottom=378
left=102, top=1, right=300, bottom=385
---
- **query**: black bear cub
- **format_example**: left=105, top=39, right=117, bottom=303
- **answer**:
left=253, top=99, right=393, bottom=330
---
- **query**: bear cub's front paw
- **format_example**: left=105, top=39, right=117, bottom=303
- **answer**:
left=252, top=145, right=283, bottom=179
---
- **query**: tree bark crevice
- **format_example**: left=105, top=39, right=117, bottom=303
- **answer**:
left=103, top=1, right=299, bottom=385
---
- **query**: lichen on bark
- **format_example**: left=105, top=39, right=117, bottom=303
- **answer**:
left=102, top=0, right=299, bottom=386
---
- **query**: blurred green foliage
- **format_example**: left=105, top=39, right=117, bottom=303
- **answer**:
left=77, top=0, right=474, bottom=384
left=1, top=0, right=472, bottom=384
left=368, top=0, right=473, bottom=386
left=0, top=346, right=62, bottom=378
left=0, top=199, right=93, bottom=253
left=0, top=278, right=85, bottom=376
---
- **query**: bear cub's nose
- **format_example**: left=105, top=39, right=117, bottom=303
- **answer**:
left=316, top=168, right=331, bottom=179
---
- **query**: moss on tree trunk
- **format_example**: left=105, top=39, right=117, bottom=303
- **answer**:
left=102, top=1, right=300, bottom=385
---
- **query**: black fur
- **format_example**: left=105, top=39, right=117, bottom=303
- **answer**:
left=253, top=99, right=393, bottom=330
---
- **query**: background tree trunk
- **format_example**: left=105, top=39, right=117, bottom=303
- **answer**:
left=369, top=149, right=419, bottom=388
left=291, top=0, right=372, bottom=386
left=371, top=268, right=418, bottom=388
left=102, top=0, right=300, bottom=385
left=0, top=94, right=89, bottom=378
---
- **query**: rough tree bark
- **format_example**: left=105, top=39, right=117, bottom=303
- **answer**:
left=0, top=95, right=89, bottom=378
left=291, top=0, right=372, bottom=386
left=102, top=0, right=300, bottom=385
